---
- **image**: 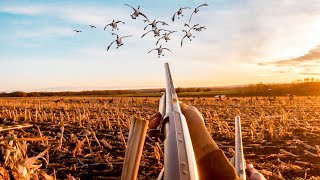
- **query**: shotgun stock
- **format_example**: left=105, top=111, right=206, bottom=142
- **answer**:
left=157, top=62, right=199, bottom=180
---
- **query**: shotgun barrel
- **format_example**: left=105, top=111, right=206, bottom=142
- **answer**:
left=158, top=62, right=199, bottom=180
left=234, top=116, right=246, bottom=180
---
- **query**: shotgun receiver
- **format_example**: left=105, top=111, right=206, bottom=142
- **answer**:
left=157, top=62, right=199, bottom=180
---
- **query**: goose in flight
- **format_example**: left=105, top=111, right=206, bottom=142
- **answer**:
left=141, top=27, right=170, bottom=38
left=107, top=33, right=133, bottom=51
left=148, top=45, right=172, bottom=58
left=104, top=20, right=125, bottom=31
left=74, top=30, right=81, bottom=33
left=181, top=24, right=199, bottom=47
left=172, top=7, right=191, bottom=22
left=156, top=31, right=177, bottom=45
left=143, top=19, right=169, bottom=30
left=124, top=4, right=149, bottom=21
left=89, top=25, right=96, bottom=28
left=189, top=3, right=208, bottom=23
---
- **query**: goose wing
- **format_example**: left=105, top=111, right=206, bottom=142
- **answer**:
left=124, top=4, right=135, bottom=10
left=156, top=21, right=168, bottom=26
left=104, top=23, right=111, bottom=31
left=107, top=40, right=116, bottom=51
left=121, top=35, right=133, bottom=39
left=141, top=30, right=153, bottom=38
left=196, top=3, right=208, bottom=9
left=158, top=29, right=171, bottom=32
left=181, top=35, right=187, bottom=47
left=143, top=24, right=150, bottom=30
left=163, top=48, right=173, bottom=53
left=168, top=30, right=177, bottom=35
left=171, top=12, right=178, bottom=22
left=156, top=37, right=164, bottom=45
left=139, top=12, right=149, bottom=21
left=188, top=10, right=196, bottom=23
left=189, top=24, right=199, bottom=31
left=116, top=21, right=125, bottom=24
left=181, top=7, right=191, bottom=10
left=148, top=48, right=157, bottom=53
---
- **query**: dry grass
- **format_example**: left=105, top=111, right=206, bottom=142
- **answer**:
left=0, top=96, right=319, bottom=179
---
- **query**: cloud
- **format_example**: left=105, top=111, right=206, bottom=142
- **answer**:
left=15, top=27, right=74, bottom=38
left=0, top=5, right=49, bottom=15
left=299, top=72, right=320, bottom=76
left=258, top=45, right=320, bottom=66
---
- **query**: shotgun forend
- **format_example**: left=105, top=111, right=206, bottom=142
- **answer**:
left=157, top=62, right=199, bottom=180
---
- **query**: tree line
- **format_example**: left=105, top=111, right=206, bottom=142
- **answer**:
left=1, top=81, right=320, bottom=97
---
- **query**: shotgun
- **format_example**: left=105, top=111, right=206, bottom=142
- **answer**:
left=231, top=116, right=246, bottom=180
left=156, top=62, right=199, bottom=180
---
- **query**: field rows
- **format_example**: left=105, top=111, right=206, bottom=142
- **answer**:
left=0, top=96, right=319, bottom=179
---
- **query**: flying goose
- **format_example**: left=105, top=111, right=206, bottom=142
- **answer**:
left=141, top=27, right=170, bottom=38
left=107, top=33, right=133, bottom=51
left=124, top=4, right=149, bottom=21
left=181, top=24, right=199, bottom=47
left=148, top=45, right=172, bottom=58
left=189, top=3, right=208, bottom=23
left=104, top=20, right=125, bottom=31
left=143, top=19, right=169, bottom=30
left=89, top=25, right=96, bottom=28
left=156, top=31, right=177, bottom=45
left=74, top=30, right=81, bottom=33
left=172, top=7, right=191, bottom=22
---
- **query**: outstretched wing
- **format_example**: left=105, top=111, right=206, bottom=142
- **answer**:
left=156, top=37, right=164, bottom=45
left=184, top=23, right=190, bottom=28
left=181, top=35, right=187, bottom=47
left=107, top=41, right=116, bottom=51
left=143, top=19, right=149, bottom=23
left=168, top=30, right=177, bottom=35
left=189, top=11, right=196, bottom=23
left=144, top=24, right=150, bottom=30
left=139, top=12, right=149, bottom=21
left=124, top=4, right=135, bottom=10
left=181, top=7, right=191, bottom=10
left=163, top=48, right=173, bottom=53
left=157, top=21, right=168, bottom=26
left=141, top=30, right=153, bottom=38
left=148, top=48, right=157, bottom=53
left=189, top=24, right=199, bottom=31
left=197, top=3, right=208, bottom=9
left=116, top=21, right=125, bottom=24
left=159, top=29, right=171, bottom=32
left=171, top=12, right=177, bottom=22
left=104, top=24, right=111, bottom=31
left=121, top=35, right=133, bottom=39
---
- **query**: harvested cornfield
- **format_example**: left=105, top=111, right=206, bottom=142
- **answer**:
left=0, top=96, right=319, bottom=179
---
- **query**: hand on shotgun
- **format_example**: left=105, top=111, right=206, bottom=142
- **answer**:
left=148, top=102, right=266, bottom=180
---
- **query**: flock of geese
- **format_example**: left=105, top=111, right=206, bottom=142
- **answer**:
left=73, top=3, right=208, bottom=58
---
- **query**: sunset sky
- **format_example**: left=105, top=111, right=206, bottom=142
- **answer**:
left=1, top=0, right=320, bottom=92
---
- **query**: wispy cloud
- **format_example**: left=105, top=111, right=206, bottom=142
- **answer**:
left=299, top=72, right=320, bottom=76
left=258, top=45, right=320, bottom=66
left=15, top=27, right=74, bottom=38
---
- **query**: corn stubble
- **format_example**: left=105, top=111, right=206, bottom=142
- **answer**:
left=0, top=96, right=319, bottom=179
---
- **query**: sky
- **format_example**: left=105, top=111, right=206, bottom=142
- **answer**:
left=1, top=0, right=320, bottom=92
